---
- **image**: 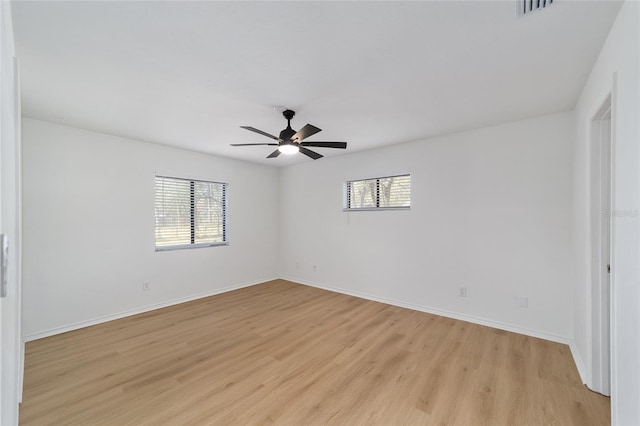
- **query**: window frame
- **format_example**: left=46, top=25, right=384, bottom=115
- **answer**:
left=344, top=174, right=411, bottom=211
left=154, top=175, right=228, bottom=251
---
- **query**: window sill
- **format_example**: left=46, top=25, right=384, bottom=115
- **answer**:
left=343, top=207, right=410, bottom=212
left=155, top=242, right=228, bottom=251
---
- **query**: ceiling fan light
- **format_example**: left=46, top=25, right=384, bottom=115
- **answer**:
left=279, top=144, right=299, bottom=155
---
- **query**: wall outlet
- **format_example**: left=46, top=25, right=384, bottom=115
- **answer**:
left=142, top=282, right=151, bottom=292
left=517, top=296, right=528, bottom=308
left=312, top=265, right=317, bottom=272
left=458, top=287, right=467, bottom=297
left=295, top=261, right=299, bottom=270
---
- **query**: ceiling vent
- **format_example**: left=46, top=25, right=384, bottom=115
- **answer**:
left=517, top=0, right=554, bottom=17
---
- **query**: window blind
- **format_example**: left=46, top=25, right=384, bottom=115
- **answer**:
left=155, top=175, right=227, bottom=250
left=345, top=174, right=411, bottom=210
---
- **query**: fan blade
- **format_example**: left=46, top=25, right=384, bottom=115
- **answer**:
left=240, top=126, right=281, bottom=141
left=230, top=143, right=279, bottom=146
left=300, top=141, right=347, bottom=149
left=299, top=147, right=323, bottom=160
left=267, top=149, right=281, bottom=158
left=292, top=124, right=321, bottom=142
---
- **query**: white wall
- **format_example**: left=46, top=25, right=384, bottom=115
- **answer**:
left=572, top=2, right=640, bottom=424
left=22, top=118, right=279, bottom=339
left=279, top=111, right=574, bottom=342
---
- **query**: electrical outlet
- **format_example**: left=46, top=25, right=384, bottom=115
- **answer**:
left=458, top=287, right=467, bottom=297
left=296, top=261, right=299, bottom=270
left=143, top=282, right=151, bottom=292
left=518, top=296, right=528, bottom=308
left=312, top=265, right=317, bottom=272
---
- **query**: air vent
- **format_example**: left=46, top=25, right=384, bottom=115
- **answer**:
left=517, top=0, right=554, bottom=17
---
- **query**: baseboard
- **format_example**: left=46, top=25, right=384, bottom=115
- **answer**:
left=569, top=341, right=589, bottom=385
left=280, top=275, right=573, bottom=346
left=22, top=276, right=278, bottom=342
left=24, top=274, right=577, bottom=351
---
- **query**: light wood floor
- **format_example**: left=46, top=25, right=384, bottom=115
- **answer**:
left=20, top=279, right=609, bottom=425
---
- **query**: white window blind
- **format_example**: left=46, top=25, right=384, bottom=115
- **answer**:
left=155, top=175, right=227, bottom=250
left=345, top=174, right=411, bottom=210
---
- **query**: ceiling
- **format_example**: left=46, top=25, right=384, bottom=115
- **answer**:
left=12, top=1, right=622, bottom=167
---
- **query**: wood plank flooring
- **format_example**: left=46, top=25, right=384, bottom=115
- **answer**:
left=20, top=279, right=610, bottom=425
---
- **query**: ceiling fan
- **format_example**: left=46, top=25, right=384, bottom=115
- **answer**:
left=231, top=109, right=347, bottom=160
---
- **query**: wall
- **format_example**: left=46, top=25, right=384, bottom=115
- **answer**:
left=279, top=111, right=574, bottom=342
left=1, top=1, right=23, bottom=424
left=572, top=1, right=640, bottom=424
left=22, top=118, right=279, bottom=339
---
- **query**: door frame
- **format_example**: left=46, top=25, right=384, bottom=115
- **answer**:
left=589, top=91, right=614, bottom=396
left=0, top=3, right=23, bottom=423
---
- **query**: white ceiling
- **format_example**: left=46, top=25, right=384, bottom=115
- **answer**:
left=12, top=0, right=622, bottom=167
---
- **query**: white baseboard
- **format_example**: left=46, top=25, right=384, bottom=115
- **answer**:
left=280, top=275, right=573, bottom=346
left=24, top=275, right=579, bottom=360
left=569, top=341, right=588, bottom=385
left=22, top=276, right=278, bottom=342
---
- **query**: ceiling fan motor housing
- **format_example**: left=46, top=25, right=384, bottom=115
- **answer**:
left=279, top=127, right=296, bottom=142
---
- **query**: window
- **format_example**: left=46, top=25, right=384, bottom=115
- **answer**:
left=345, top=174, right=411, bottom=210
left=155, top=175, right=227, bottom=250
